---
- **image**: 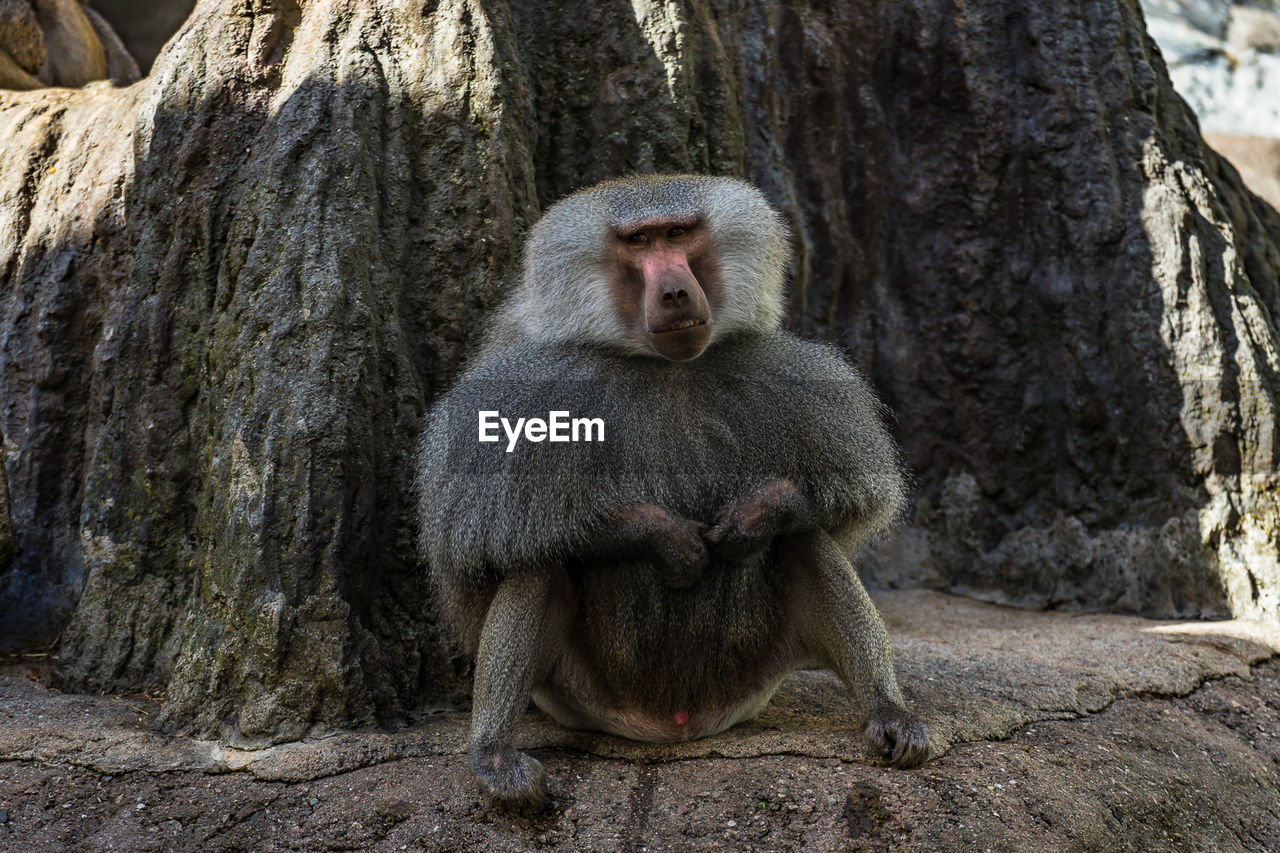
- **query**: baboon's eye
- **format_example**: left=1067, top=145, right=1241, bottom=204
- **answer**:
left=625, top=232, right=649, bottom=245
left=667, top=226, right=688, bottom=239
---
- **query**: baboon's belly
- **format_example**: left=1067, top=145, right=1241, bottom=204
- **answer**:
left=536, top=562, right=797, bottom=742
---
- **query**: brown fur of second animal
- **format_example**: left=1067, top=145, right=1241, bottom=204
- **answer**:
left=416, top=175, right=932, bottom=811
left=0, top=0, right=138, bottom=90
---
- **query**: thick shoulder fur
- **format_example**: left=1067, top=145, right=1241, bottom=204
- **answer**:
left=415, top=331, right=908, bottom=588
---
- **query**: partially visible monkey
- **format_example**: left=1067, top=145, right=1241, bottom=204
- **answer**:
left=416, top=174, right=931, bottom=810
left=0, top=0, right=138, bottom=90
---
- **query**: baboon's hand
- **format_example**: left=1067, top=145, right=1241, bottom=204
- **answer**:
left=704, top=477, right=805, bottom=562
left=650, top=510, right=711, bottom=589
left=470, top=745, right=548, bottom=812
left=865, top=706, right=932, bottom=769
left=612, top=503, right=709, bottom=588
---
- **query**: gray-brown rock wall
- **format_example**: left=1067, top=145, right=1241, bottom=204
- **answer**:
left=0, top=429, right=11, bottom=572
left=853, top=0, right=1280, bottom=626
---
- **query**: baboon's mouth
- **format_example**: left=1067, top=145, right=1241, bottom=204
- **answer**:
left=651, top=318, right=708, bottom=334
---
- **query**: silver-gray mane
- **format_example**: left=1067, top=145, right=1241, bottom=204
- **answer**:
left=490, top=174, right=791, bottom=356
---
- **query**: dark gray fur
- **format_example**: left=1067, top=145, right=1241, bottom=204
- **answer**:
left=419, top=334, right=904, bottom=644
left=415, top=175, right=930, bottom=810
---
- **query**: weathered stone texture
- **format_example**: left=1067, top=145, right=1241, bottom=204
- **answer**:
left=855, top=0, right=1280, bottom=625
left=0, top=429, right=11, bottom=571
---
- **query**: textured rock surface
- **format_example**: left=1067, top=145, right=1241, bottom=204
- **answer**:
left=0, top=429, right=11, bottom=571
left=1, top=591, right=1277, bottom=851
left=858, top=0, right=1280, bottom=625
left=1, top=0, right=1279, bottom=742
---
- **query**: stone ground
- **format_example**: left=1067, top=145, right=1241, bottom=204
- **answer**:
left=1, top=590, right=1277, bottom=852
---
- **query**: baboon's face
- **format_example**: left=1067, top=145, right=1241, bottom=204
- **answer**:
left=609, top=218, right=721, bottom=361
